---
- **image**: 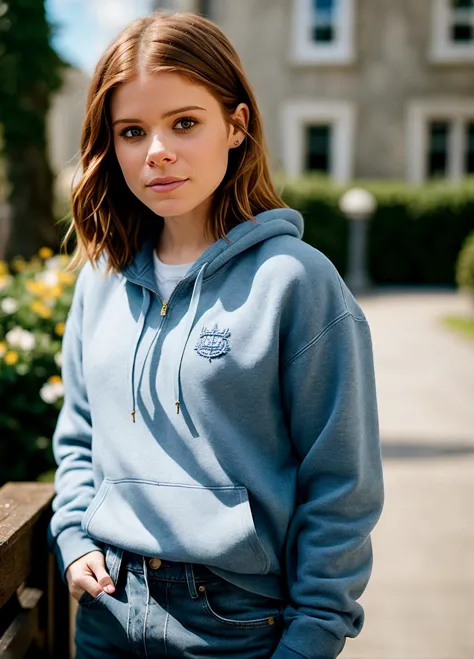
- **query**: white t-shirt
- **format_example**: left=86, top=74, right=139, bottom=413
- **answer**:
left=153, top=251, right=195, bottom=301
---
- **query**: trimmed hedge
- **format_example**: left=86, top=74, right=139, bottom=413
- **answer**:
left=456, top=231, right=474, bottom=293
left=280, top=176, right=474, bottom=285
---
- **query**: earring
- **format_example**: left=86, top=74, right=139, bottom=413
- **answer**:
left=234, top=140, right=240, bottom=146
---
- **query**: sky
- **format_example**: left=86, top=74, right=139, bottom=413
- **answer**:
left=46, top=0, right=153, bottom=76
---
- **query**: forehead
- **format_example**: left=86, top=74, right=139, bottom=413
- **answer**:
left=110, top=71, right=221, bottom=118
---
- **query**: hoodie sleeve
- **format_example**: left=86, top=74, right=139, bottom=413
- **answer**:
left=47, top=266, right=104, bottom=582
left=272, top=310, right=384, bottom=659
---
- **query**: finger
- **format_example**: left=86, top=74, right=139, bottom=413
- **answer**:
left=74, top=574, right=103, bottom=600
left=86, top=554, right=115, bottom=594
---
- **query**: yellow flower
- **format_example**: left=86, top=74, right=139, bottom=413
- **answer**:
left=0, top=274, right=13, bottom=290
left=29, top=256, right=42, bottom=268
left=0, top=342, right=6, bottom=357
left=12, top=258, right=26, bottom=272
left=58, top=254, right=70, bottom=265
left=26, top=280, right=47, bottom=296
left=48, top=375, right=62, bottom=385
left=0, top=261, right=8, bottom=275
left=58, top=272, right=75, bottom=285
left=54, top=322, right=66, bottom=336
left=44, top=284, right=63, bottom=299
left=29, top=300, right=52, bottom=319
left=4, top=351, right=19, bottom=365
left=38, top=247, right=54, bottom=259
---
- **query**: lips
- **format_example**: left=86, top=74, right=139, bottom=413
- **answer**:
left=146, top=177, right=188, bottom=186
left=146, top=178, right=189, bottom=193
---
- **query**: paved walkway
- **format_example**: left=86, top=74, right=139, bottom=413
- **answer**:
left=341, top=290, right=474, bottom=659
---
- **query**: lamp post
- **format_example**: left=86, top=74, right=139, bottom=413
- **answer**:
left=339, top=187, right=377, bottom=296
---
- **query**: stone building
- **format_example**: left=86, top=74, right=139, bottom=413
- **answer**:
left=154, top=0, right=474, bottom=184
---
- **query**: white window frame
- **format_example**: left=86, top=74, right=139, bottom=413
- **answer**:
left=281, top=101, right=355, bottom=183
left=290, top=0, right=355, bottom=65
left=430, top=0, right=474, bottom=63
left=406, top=99, right=474, bottom=183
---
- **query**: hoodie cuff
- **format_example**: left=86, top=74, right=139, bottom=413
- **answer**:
left=50, top=526, right=105, bottom=584
left=270, top=624, right=345, bottom=659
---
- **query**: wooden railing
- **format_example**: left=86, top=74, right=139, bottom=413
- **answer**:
left=0, top=482, right=71, bottom=658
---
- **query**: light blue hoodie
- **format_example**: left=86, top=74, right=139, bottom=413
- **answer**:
left=48, top=208, right=384, bottom=659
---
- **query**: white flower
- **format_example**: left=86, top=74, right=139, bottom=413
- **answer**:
left=6, top=327, right=36, bottom=351
left=54, top=352, right=63, bottom=368
left=1, top=298, right=19, bottom=314
left=39, top=381, right=64, bottom=404
left=36, top=269, right=59, bottom=286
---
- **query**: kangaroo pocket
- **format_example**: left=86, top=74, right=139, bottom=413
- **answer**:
left=81, top=479, right=269, bottom=575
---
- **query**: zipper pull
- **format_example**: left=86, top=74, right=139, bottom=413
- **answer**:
left=161, top=301, right=168, bottom=316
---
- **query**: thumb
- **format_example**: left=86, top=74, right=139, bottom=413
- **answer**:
left=86, top=553, right=115, bottom=594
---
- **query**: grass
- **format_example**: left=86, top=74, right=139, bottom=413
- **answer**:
left=443, top=315, right=474, bottom=343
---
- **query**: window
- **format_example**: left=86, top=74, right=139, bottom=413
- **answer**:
left=312, top=0, right=337, bottom=43
left=281, top=101, right=355, bottom=182
left=430, top=0, right=474, bottom=62
left=305, top=125, right=332, bottom=173
left=466, top=123, right=474, bottom=173
left=407, top=100, right=474, bottom=182
left=427, top=122, right=451, bottom=178
left=290, top=0, right=355, bottom=65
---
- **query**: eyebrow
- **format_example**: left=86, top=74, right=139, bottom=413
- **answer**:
left=112, top=105, right=207, bottom=126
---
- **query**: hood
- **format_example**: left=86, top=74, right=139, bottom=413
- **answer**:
left=121, top=208, right=304, bottom=427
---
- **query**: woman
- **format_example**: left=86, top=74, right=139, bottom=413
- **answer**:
left=48, top=11, right=384, bottom=659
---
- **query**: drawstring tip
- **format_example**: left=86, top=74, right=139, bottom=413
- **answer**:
left=176, top=401, right=180, bottom=415
left=131, top=410, right=136, bottom=423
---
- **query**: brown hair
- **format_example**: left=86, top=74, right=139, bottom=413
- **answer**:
left=65, top=11, right=288, bottom=273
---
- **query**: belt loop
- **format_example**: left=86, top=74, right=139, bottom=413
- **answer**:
left=185, top=563, right=199, bottom=600
left=105, top=545, right=124, bottom=586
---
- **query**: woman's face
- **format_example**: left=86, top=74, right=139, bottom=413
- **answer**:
left=110, top=71, right=248, bottom=221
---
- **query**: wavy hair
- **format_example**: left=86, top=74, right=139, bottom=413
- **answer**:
left=65, top=11, right=288, bottom=273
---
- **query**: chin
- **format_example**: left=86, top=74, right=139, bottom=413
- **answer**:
left=145, top=199, right=191, bottom=216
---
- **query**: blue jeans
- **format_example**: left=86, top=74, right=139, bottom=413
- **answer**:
left=75, top=544, right=285, bottom=658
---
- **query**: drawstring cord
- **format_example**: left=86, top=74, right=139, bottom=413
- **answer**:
left=174, top=263, right=208, bottom=415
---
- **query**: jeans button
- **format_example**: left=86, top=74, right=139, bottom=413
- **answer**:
left=149, top=558, right=162, bottom=569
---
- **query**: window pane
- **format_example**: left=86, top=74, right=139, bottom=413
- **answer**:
left=451, top=0, right=474, bottom=9
left=312, top=0, right=337, bottom=43
left=451, top=23, right=473, bottom=41
left=428, top=122, right=450, bottom=178
left=305, top=125, right=331, bottom=173
left=466, top=123, right=474, bottom=174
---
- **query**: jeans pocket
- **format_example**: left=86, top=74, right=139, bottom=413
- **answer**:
left=199, top=580, right=283, bottom=629
left=78, top=589, right=105, bottom=607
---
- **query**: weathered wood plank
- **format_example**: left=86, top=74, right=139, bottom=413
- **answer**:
left=0, top=484, right=54, bottom=611
left=0, top=483, right=54, bottom=547
left=0, top=587, right=42, bottom=658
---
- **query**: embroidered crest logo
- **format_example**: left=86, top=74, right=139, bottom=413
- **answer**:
left=195, top=324, right=231, bottom=362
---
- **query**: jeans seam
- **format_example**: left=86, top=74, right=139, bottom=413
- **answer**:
left=142, top=556, right=150, bottom=658
left=164, top=582, right=171, bottom=656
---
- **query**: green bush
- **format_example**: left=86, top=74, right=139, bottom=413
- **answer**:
left=456, top=231, right=474, bottom=293
left=0, top=250, right=76, bottom=485
left=280, top=176, right=474, bottom=285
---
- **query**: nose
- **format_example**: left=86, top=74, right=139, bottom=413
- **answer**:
left=146, top=135, right=177, bottom=166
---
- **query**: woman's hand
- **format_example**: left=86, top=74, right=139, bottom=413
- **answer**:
left=66, top=550, right=116, bottom=602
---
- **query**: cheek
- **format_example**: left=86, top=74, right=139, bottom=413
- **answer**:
left=114, top=145, right=143, bottom=189
left=193, top=136, right=229, bottom=185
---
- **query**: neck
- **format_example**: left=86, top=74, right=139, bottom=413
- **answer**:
left=156, top=205, right=215, bottom=265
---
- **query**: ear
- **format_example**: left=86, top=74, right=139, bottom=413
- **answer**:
left=227, top=103, right=250, bottom=149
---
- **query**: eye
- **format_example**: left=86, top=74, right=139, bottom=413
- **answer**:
left=174, top=117, right=199, bottom=132
left=119, top=126, right=144, bottom=139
